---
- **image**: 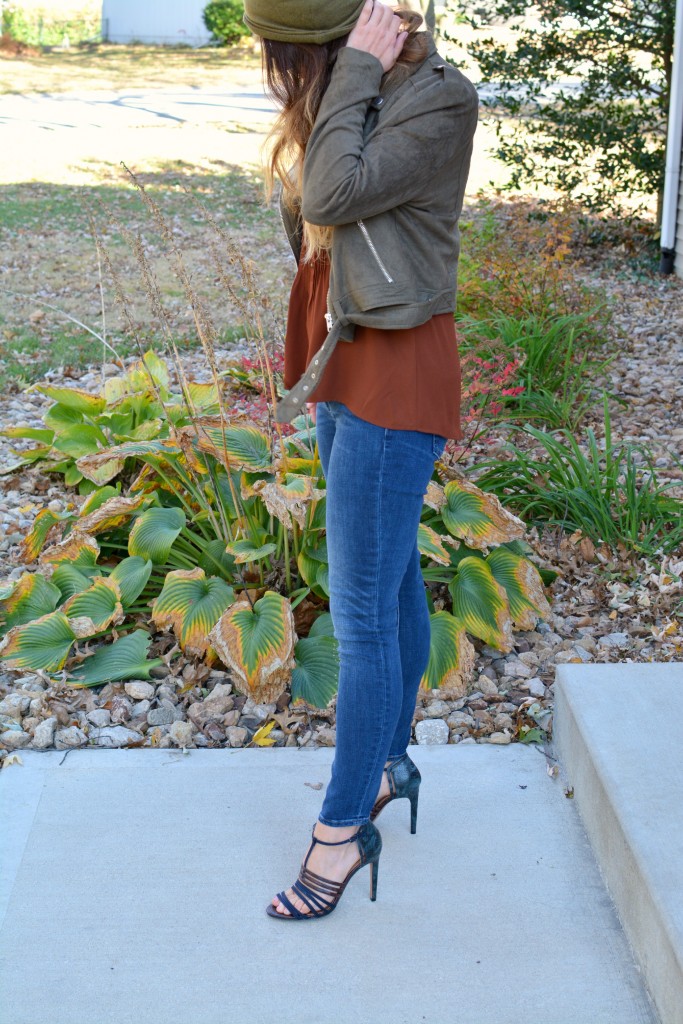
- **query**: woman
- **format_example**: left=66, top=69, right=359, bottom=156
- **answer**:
left=243, top=0, right=479, bottom=920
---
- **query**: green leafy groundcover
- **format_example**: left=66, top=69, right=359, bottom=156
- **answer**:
left=0, top=355, right=556, bottom=710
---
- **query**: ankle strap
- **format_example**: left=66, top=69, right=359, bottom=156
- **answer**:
left=311, top=823, right=360, bottom=846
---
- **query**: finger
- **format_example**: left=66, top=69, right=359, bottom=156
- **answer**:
left=357, top=0, right=374, bottom=27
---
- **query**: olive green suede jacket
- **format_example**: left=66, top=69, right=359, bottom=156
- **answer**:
left=275, top=33, right=479, bottom=424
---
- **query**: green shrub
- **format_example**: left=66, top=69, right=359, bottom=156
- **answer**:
left=202, top=1, right=249, bottom=45
left=2, top=3, right=100, bottom=46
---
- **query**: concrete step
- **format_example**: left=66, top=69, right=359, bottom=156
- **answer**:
left=0, top=744, right=658, bottom=1024
left=553, top=664, right=683, bottom=1024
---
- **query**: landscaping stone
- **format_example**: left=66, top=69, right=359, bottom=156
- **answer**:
left=86, top=709, right=111, bottom=728
left=415, top=720, right=449, bottom=745
left=0, top=729, right=31, bottom=749
left=423, top=699, right=451, bottom=719
left=89, top=725, right=142, bottom=747
left=124, top=681, right=155, bottom=701
left=54, top=726, right=87, bottom=749
left=488, top=731, right=512, bottom=744
left=32, top=716, right=57, bottom=749
left=525, top=677, right=547, bottom=698
left=598, top=632, right=631, bottom=650
left=146, top=707, right=175, bottom=727
left=226, top=726, right=248, bottom=747
left=0, top=694, right=30, bottom=719
left=168, top=721, right=195, bottom=748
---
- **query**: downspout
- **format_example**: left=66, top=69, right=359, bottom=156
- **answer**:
left=660, top=0, right=683, bottom=273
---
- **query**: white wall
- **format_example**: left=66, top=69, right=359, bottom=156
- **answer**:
left=102, top=0, right=212, bottom=46
left=677, top=145, right=683, bottom=278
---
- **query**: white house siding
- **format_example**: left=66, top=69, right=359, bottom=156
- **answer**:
left=102, top=0, right=212, bottom=46
left=677, top=146, right=683, bottom=277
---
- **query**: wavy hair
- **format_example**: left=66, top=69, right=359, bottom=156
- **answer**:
left=261, top=7, right=428, bottom=262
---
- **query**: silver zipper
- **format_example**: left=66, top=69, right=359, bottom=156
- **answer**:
left=357, top=219, right=394, bottom=283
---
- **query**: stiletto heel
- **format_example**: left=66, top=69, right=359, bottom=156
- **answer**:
left=266, top=821, right=382, bottom=921
left=370, top=858, right=379, bottom=901
left=370, top=752, right=421, bottom=833
left=409, top=787, right=419, bottom=835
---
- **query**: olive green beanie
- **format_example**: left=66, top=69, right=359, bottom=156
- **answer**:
left=243, top=0, right=367, bottom=44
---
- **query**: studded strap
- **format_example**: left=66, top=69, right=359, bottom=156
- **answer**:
left=274, top=318, right=347, bottom=424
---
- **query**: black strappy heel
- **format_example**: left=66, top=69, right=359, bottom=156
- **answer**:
left=369, top=752, right=421, bottom=834
left=266, top=821, right=382, bottom=921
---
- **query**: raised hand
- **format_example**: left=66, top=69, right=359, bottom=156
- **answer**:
left=347, top=0, right=407, bottom=73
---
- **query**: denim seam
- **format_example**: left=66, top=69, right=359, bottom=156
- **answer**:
left=354, top=426, right=392, bottom=821
left=318, top=812, right=369, bottom=827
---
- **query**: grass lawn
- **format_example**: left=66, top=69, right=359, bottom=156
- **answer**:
left=0, top=41, right=260, bottom=93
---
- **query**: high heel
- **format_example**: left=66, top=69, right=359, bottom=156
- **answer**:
left=266, top=820, right=382, bottom=921
left=369, top=752, right=421, bottom=834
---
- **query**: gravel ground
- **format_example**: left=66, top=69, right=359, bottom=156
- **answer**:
left=1, top=255, right=682, bottom=763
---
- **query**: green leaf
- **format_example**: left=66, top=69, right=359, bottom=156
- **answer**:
left=196, top=538, right=236, bottom=579
left=68, top=630, right=163, bottom=687
left=151, top=567, right=234, bottom=657
left=225, top=539, right=277, bottom=564
left=19, top=507, right=73, bottom=562
left=448, top=557, right=513, bottom=651
left=208, top=590, right=295, bottom=702
left=417, top=523, right=452, bottom=565
left=291, top=634, right=339, bottom=708
left=52, top=423, right=104, bottom=459
left=62, top=577, right=123, bottom=632
left=32, top=385, right=106, bottom=416
left=0, top=611, right=76, bottom=672
left=51, top=564, right=93, bottom=603
left=109, top=557, right=153, bottom=607
left=44, top=403, right=84, bottom=431
left=128, top=507, right=186, bottom=563
left=0, top=426, right=54, bottom=443
left=420, top=610, right=476, bottom=694
left=308, top=611, right=335, bottom=638
left=0, top=573, right=61, bottom=629
left=486, top=547, right=551, bottom=630
left=440, top=478, right=525, bottom=552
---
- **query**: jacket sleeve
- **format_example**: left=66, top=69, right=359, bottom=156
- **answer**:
left=301, top=46, right=479, bottom=226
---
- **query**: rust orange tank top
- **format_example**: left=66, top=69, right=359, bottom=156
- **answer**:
left=283, top=250, right=463, bottom=441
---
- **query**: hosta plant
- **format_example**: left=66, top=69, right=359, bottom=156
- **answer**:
left=0, top=355, right=555, bottom=710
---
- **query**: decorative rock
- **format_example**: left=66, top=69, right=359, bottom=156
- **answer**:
left=168, top=720, right=195, bottom=748
left=415, top=719, right=449, bottom=745
left=488, top=731, right=512, bottom=744
left=87, top=708, right=111, bottom=728
left=502, top=657, right=533, bottom=678
left=476, top=675, right=499, bottom=696
left=124, top=681, right=155, bottom=701
left=147, top=707, right=175, bottom=727
left=32, top=716, right=57, bottom=749
left=447, top=711, right=474, bottom=730
left=525, top=677, right=547, bottom=698
left=0, top=694, right=30, bottom=719
left=598, top=632, right=631, bottom=650
left=130, top=699, right=151, bottom=718
left=226, top=725, right=248, bottom=747
left=1, top=729, right=31, bottom=749
left=0, top=714, right=22, bottom=731
left=222, top=709, right=240, bottom=728
left=423, top=699, right=451, bottom=719
left=110, top=696, right=132, bottom=724
left=316, top=726, right=336, bottom=746
left=493, top=713, right=514, bottom=732
left=54, top=726, right=87, bottom=749
left=89, top=725, right=142, bottom=747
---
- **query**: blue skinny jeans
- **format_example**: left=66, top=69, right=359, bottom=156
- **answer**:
left=314, top=400, right=447, bottom=827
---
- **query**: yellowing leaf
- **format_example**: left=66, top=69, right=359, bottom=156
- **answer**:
left=208, top=590, right=295, bottom=703
left=486, top=547, right=551, bottom=630
left=40, top=532, right=100, bottom=571
left=151, top=567, right=234, bottom=657
left=440, top=476, right=525, bottom=553
left=251, top=720, right=277, bottom=746
left=420, top=610, right=476, bottom=698
left=449, top=556, right=514, bottom=651
left=417, top=523, right=452, bottom=566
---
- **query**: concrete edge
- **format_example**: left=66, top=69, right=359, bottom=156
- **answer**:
left=553, top=668, right=680, bottom=1024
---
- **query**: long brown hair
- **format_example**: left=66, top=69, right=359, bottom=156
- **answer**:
left=261, top=7, right=428, bottom=262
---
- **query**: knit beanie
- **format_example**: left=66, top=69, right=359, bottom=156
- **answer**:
left=243, top=0, right=367, bottom=44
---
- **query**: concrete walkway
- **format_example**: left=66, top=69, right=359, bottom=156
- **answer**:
left=0, top=744, right=658, bottom=1024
